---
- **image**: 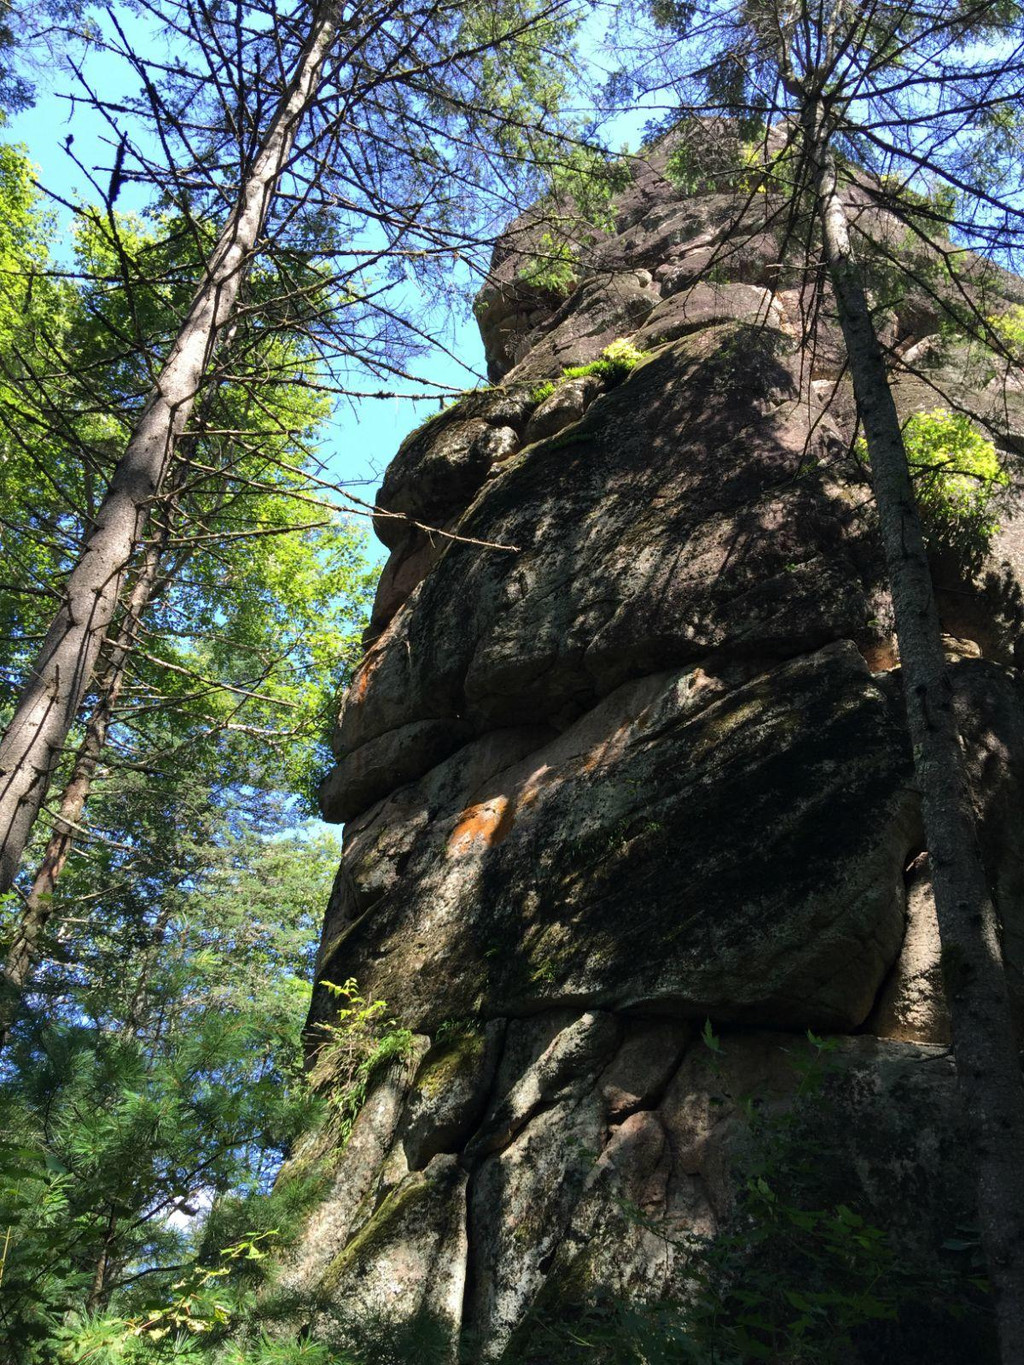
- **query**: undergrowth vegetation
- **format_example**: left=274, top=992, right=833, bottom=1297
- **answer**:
left=530, top=338, right=648, bottom=403
left=502, top=1030, right=991, bottom=1365
left=49, top=1022, right=988, bottom=1365
left=311, top=978, right=416, bottom=1144
left=3, top=973, right=420, bottom=1364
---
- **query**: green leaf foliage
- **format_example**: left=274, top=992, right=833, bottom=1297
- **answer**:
left=857, top=408, right=1007, bottom=564
left=0, top=817, right=340, bottom=1360
left=0, top=131, right=373, bottom=1361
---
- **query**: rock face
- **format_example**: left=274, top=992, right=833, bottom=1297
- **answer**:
left=290, top=139, right=1024, bottom=1361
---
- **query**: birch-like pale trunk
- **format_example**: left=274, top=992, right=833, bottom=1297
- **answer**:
left=0, top=534, right=165, bottom=1051
left=808, top=126, right=1024, bottom=1358
left=0, top=2, right=342, bottom=893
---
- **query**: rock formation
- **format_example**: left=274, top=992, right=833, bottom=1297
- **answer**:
left=283, top=136, right=1024, bottom=1361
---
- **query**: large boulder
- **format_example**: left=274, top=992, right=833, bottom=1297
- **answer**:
left=327, top=324, right=884, bottom=813
left=311, top=643, right=919, bottom=1035
left=282, top=1016, right=981, bottom=1364
left=286, top=140, right=1024, bottom=1363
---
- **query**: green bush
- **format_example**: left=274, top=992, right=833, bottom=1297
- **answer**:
left=857, top=408, right=1006, bottom=564
left=515, top=231, right=579, bottom=296
left=530, top=340, right=648, bottom=407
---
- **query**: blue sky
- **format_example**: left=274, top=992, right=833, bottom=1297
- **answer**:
left=3, top=5, right=650, bottom=577
left=5, top=19, right=495, bottom=569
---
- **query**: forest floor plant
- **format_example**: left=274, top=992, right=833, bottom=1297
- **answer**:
left=501, top=1029, right=993, bottom=1365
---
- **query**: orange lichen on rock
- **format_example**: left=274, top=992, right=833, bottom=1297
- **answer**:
left=350, top=655, right=379, bottom=705
left=447, top=765, right=554, bottom=857
left=447, top=797, right=513, bottom=856
left=860, top=640, right=899, bottom=672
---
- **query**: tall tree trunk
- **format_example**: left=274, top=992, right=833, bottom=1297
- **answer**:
left=0, top=1, right=342, bottom=893
left=809, top=126, right=1024, bottom=1358
left=0, top=536, right=165, bottom=1050
left=86, top=1205, right=118, bottom=1313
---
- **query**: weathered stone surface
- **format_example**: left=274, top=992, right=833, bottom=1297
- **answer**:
left=870, top=854, right=950, bottom=1044
left=465, top=1010, right=621, bottom=1159
left=776, top=283, right=851, bottom=377
left=372, top=389, right=533, bottom=549
left=545, top=1106, right=681, bottom=1296
left=955, top=661, right=1024, bottom=1036
left=503, top=1029, right=978, bottom=1363
left=319, top=1154, right=468, bottom=1359
left=597, top=191, right=786, bottom=289
left=522, top=373, right=604, bottom=443
left=373, top=417, right=491, bottom=548
left=400, top=1022, right=505, bottom=1171
left=501, top=274, right=657, bottom=382
left=279, top=1037, right=429, bottom=1299
left=321, top=719, right=470, bottom=824
left=364, top=528, right=447, bottom=642
left=633, top=280, right=783, bottom=349
left=597, top=1018, right=692, bottom=1121
left=289, top=1018, right=976, bottom=1362
left=656, top=1030, right=973, bottom=1255
left=290, top=140, right=1024, bottom=1364
left=308, top=724, right=558, bottom=1007
left=331, top=327, right=879, bottom=782
left=464, top=1085, right=607, bottom=1357
left=314, top=643, right=919, bottom=1034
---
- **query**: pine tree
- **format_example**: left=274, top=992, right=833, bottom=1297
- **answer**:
left=0, top=193, right=373, bottom=1044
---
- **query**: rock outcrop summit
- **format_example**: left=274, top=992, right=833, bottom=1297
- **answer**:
left=285, top=136, right=1024, bottom=1362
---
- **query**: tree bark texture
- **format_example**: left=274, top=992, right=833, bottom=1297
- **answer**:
left=0, top=536, right=164, bottom=1051
left=0, top=2, right=342, bottom=893
left=86, top=1205, right=119, bottom=1313
left=810, top=131, right=1024, bottom=1360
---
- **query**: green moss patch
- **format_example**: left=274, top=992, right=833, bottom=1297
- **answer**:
left=320, top=1174, right=432, bottom=1293
left=530, top=340, right=648, bottom=407
left=414, top=1030, right=487, bottom=1100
